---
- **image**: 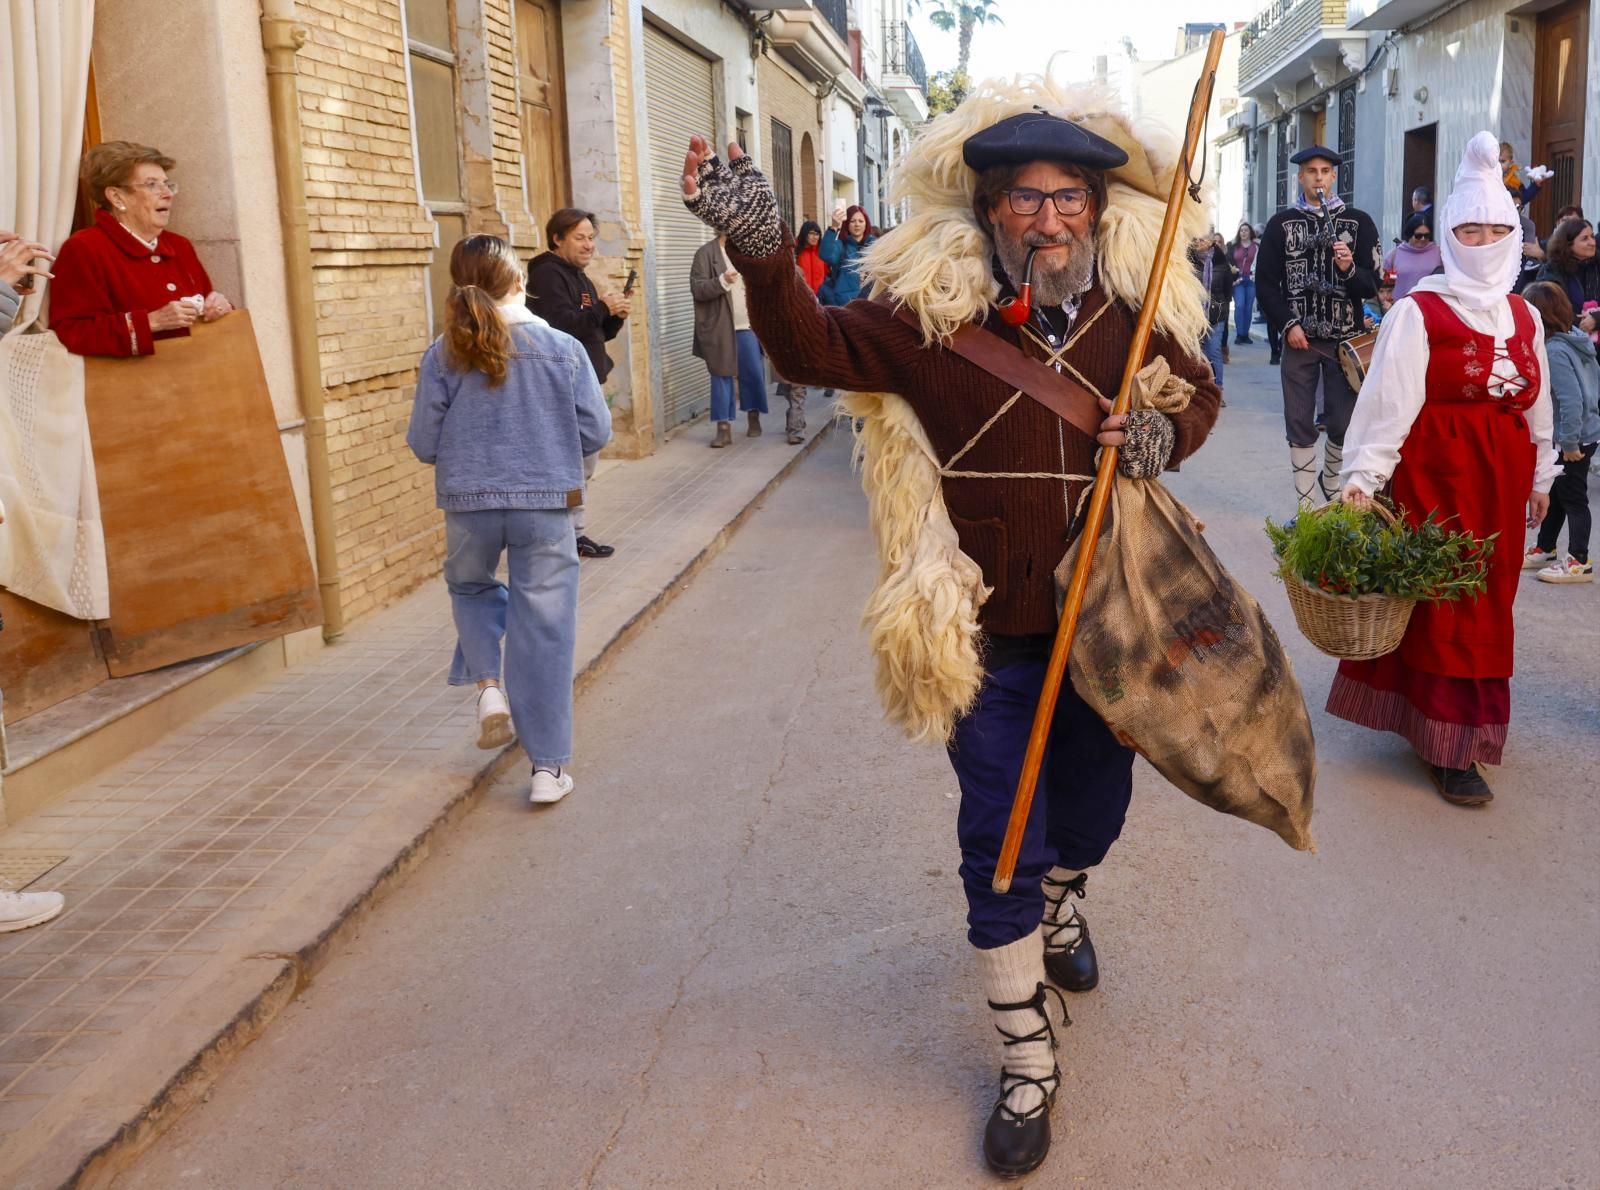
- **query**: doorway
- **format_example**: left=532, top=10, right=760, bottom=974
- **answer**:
left=1401, top=123, right=1436, bottom=240
left=1531, top=0, right=1588, bottom=232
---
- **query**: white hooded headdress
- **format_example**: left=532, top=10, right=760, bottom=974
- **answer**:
left=1437, top=131, right=1523, bottom=309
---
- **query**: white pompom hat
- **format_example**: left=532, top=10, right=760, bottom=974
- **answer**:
left=1437, top=131, right=1522, bottom=308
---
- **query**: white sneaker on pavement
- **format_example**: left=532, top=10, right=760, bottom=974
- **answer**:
left=0, top=889, right=66, bottom=933
left=476, top=685, right=514, bottom=749
left=1536, top=556, right=1594, bottom=584
left=529, top=767, right=574, bottom=805
left=1522, top=545, right=1558, bottom=569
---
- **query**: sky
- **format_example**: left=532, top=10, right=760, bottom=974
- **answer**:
left=906, top=0, right=1264, bottom=83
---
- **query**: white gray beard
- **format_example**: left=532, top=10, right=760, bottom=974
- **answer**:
left=995, top=229, right=1095, bottom=308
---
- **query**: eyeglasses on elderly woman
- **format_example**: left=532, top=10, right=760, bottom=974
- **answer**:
left=122, top=179, right=179, bottom=196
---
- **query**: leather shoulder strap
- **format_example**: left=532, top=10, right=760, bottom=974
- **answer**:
left=891, top=304, right=1102, bottom=439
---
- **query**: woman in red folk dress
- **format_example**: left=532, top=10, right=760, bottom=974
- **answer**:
left=49, top=141, right=233, bottom=357
left=1331, top=132, right=1557, bottom=807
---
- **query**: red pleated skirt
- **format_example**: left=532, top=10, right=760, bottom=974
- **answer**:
left=1327, top=654, right=1509, bottom=767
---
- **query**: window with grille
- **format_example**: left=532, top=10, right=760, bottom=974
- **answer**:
left=405, top=0, right=466, bottom=337
left=1337, top=84, right=1357, bottom=205
left=770, top=118, right=795, bottom=232
left=1274, top=119, right=1289, bottom=209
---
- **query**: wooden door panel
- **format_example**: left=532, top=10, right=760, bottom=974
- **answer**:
left=0, top=591, right=104, bottom=721
left=1533, top=0, right=1589, bottom=225
left=517, top=0, right=569, bottom=230
left=83, top=312, right=321, bottom=675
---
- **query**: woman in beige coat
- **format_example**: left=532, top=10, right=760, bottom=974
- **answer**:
left=690, top=234, right=767, bottom=446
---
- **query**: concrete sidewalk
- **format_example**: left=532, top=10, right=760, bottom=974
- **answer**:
left=0, top=396, right=835, bottom=1189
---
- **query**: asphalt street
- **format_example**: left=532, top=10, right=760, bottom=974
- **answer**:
left=116, top=340, right=1600, bottom=1189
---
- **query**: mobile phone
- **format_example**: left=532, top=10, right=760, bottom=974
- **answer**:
left=623, top=268, right=638, bottom=296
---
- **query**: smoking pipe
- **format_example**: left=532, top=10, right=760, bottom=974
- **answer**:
left=998, top=246, right=1038, bottom=327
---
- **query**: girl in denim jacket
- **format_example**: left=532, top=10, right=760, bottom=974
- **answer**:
left=408, top=236, right=612, bottom=804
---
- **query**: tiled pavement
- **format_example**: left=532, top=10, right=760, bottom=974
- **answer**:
left=0, top=396, right=835, bottom=1185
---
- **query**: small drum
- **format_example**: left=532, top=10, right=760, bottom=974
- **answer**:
left=1339, top=330, right=1379, bottom=392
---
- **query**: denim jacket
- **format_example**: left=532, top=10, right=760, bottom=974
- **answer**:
left=1546, top=329, right=1600, bottom=452
left=407, top=302, right=612, bottom=511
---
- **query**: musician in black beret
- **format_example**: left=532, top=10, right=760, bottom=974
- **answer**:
left=676, top=81, right=1222, bottom=1178
left=1256, top=145, right=1382, bottom=506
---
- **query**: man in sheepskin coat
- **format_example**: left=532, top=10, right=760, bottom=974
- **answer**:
left=682, top=80, right=1221, bottom=1177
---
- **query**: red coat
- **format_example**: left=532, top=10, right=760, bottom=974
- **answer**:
left=797, top=245, right=827, bottom=294
left=1390, top=292, right=1541, bottom=678
left=49, top=210, right=215, bottom=357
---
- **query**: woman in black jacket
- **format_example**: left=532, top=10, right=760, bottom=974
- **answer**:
left=1190, top=233, right=1234, bottom=388
left=1534, top=218, right=1600, bottom=333
left=526, top=208, right=630, bottom=558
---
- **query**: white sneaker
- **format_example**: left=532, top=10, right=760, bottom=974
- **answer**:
left=0, top=889, right=66, bottom=933
left=1522, top=546, right=1558, bottom=569
left=1536, top=556, right=1594, bottom=584
left=476, top=685, right=514, bottom=749
left=529, top=767, right=574, bottom=805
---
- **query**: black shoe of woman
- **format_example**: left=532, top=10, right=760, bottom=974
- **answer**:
left=1428, top=763, right=1492, bottom=806
left=576, top=535, right=615, bottom=559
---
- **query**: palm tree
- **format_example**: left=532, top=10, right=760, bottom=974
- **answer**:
left=920, top=0, right=1004, bottom=82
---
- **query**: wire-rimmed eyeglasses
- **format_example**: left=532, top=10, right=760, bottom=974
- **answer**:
left=1001, top=187, right=1090, bottom=217
left=122, top=179, right=179, bottom=196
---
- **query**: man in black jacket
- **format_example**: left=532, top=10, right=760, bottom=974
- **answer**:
left=1256, top=146, right=1380, bottom=507
left=527, top=208, right=630, bottom=558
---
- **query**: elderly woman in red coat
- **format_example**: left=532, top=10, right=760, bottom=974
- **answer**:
left=49, top=141, right=233, bottom=356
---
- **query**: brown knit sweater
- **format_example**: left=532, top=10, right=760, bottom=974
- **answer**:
left=733, top=236, right=1222, bottom=637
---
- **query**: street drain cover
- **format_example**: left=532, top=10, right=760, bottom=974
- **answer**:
left=0, top=852, right=70, bottom=891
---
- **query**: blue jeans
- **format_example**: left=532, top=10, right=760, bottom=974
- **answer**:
left=1233, top=279, right=1255, bottom=340
left=947, top=663, right=1135, bottom=949
left=709, top=328, right=768, bottom=421
left=1201, top=321, right=1225, bottom=389
left=444, top=508, right=580, bottom=768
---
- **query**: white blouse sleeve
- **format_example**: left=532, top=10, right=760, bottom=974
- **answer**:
left=1340, top=298, right=1429, bottom=496
left=1525, top=316, right=1558, bottom=494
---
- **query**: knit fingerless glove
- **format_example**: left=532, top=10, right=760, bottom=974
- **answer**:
left=1117, top=410, right=1175, bottom=479
left=682, top=153, right=784, bottom=258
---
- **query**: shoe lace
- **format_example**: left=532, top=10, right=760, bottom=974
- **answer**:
left=987, top=982, right=1070, bottom=1123
left=1040, top=871, right=1087, bottom=955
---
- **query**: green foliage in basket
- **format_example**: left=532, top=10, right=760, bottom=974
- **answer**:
left=1265, top=501, right=1495, bottom=602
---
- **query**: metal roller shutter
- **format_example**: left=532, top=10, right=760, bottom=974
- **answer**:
left=644, top=26, right=716, bottom=428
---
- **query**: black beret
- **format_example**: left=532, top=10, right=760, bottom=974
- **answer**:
left=1289, top=145, right=1341, bottom=166
left=962, top=111, right=1130, bottom=172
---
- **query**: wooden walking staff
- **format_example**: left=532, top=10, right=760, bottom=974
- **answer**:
left=991, top=30, right=1226, bottom=895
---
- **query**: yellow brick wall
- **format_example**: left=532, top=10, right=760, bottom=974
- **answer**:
left=757, top=54, right=824, bottom=225
left=290, top=0, right=553, bottom=625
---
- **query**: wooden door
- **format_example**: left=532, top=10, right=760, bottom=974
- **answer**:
left=83, top=313, right=321, bottom=675
left=1531, top=0, right=1588, bottom=231
left=516, top=0, right=570, bottom=241
left=1402, top=124, right=1437, bottom=238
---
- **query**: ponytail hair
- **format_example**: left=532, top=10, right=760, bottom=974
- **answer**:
left=444, top=234, right=524, bottom=384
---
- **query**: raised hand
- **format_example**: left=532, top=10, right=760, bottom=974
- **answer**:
left=679, top=135, right=783, bottom=258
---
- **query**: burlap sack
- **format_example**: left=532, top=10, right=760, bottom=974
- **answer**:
left=1055, top=477, right=1316, bottom=851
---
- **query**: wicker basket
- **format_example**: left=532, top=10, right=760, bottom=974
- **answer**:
left=1279, top=502, right=1416, bottom=661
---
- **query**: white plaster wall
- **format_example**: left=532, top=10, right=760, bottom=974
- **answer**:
left=641, top=1, right=761, bottom=159
left=1378, top=0, right=1528, bottom=242
left=1586, top=0, right=1600, bottom=219
left=827, top=92, right=859, bottom=201
left=1216, top=136, right=1247, bottom=238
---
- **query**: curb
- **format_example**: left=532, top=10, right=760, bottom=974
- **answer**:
left=47, top=421, right=839, bottom=1190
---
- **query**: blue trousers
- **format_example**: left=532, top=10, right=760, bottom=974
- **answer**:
left=709, top=328, right=768, bottom=421
left=948, top=663, right=1135, bottom=950
left=1233, top=279, right=1256, bottom=340
left=1201, top=321, right=1225, bottom=389
left=444, top=508, right=580, bottom=768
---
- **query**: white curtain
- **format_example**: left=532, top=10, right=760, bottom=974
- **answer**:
left=0, top=0, right=106, bottom=621
left=0, top=0, right=95, bottom=331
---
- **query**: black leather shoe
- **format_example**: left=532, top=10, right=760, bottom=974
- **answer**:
left=1428, top=762, right=1493, bottom=806
left=983, top=983, right=1067, bottom=1178
left=1041, top=872, right=1099, bottom=993
left=575, top=535, right=615, bottom=559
